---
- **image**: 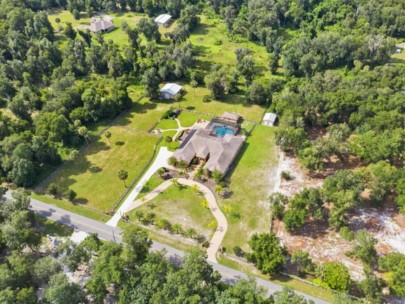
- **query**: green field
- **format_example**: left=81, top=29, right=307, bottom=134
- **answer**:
left=38, top=126, right=158, bottom=212
left=219, top=125, right=279, bottom=251
left=128, top=184, right=216, bottom=239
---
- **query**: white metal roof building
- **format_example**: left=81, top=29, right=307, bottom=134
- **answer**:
left=263, top=113, right=277, bottom=126
left=160, top=83, right=183, bottom=99
left=155, top=14, right=172, bottom=26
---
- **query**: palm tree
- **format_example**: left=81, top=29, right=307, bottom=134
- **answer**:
left=172, top=223, right=184, bottom=235
left=184, top=227, right=197, bottom=239
left=118, top=170, right=128, bottom=187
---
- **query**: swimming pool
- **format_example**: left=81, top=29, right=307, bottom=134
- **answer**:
left=212, top=125, right=236, bottom=137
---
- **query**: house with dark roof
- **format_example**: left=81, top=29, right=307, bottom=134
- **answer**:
left=88, top=17, right=115, bottom=33
left=173, top=116, right=246, bottom=174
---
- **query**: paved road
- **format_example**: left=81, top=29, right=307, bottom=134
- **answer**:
left=16, top=194, right=329, bottom=304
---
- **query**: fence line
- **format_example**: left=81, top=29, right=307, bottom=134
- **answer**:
left=110, top=137, right=163, bottom=213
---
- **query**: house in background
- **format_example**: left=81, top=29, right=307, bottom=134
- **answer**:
left=155, top=14, right=172, bottom=27
left=88, top=16, right=115, bottom=33
left=262, top=113, right=277, bottom=126
left=160, top=83, right=183, bottom=100
left=221, top=112, right=242, bottom=124
left=395, top=42, right=405, bottom=53
left=173, top=113, right=246, bottom=175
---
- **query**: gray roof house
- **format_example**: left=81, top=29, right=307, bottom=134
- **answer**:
left=173, top=128, right=245, bottom=174
left=160, top=83, right=183, bottom=99
left=155, top=14, right=172, bottom=27
left=263, top=113, right=277, bottom=126
left=89, top=17, right=115, bottom=33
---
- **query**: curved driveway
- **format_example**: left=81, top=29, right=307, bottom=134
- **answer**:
left=124, top=178, right=227, bottom=263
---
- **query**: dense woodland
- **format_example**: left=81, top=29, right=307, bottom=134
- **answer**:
left=0, top=0, right=404, bottom=301
left=0, top=190, right=316, bottom=303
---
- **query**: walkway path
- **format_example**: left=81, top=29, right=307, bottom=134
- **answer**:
left=123, top=178, right=228, bottom=263
left=107, top=147, right=173, bottom=227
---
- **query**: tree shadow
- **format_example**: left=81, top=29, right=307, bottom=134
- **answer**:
left=115, top=141, right=125, bottom=146
left=191, top=23, right=210, bottom=36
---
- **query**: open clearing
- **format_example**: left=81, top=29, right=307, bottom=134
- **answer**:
left=220, top=125, right=279, bottom=251
left=38, top=126, right=158, bottom=212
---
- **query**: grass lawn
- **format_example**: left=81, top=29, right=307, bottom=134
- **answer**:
left=177, top=110, right=213, bottom=127
left=31, top=192, right=110, bottom=222
left=156, top=119, right=178, bottom=130
left=128, top=184, right=216, bottom=239
left=39, top=126, right=158, bottom=212
left=219, top=125, right=279, bottom=251
left=114, top=97, right=171, bottom=131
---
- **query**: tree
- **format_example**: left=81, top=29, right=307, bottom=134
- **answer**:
left=316, top=262, right=351, bottom=291
left=66, top=189, right=77, bottom=202
left=247, top=233, right=286, bottom=274
left=118, top=170, right=129, bottom=187
left=104, top=131, right=112, bottom=143
left=141, top=68, right=160, bottom=99
left=46, top=273, right=87, bottom=304
left=246, top=81, right=267, bottom=105
left=269, top=192, right=288, bottom=220
left=122, top=225, right=152, bottom=270
left=359, top=267, right=383, bottom=303
left=352, top=230, right=377, bottom=264
left=291, top=250, right=315, bottom=276
left=204, top=66, right=228, bottom=100
left=64, top=23, right=76, bottom=39
left=237, top=55, right=255, bottom=85
left=77, top=126, right=89, bottom=146
left=47, top=183, right=59, bottom=197
left=34, top=256, right=62, bottom=284
left=216, top=277, right=270, bottom=304
left=273, top=287, right=312, bottom=304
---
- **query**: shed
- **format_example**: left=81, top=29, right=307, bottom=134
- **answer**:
left=263, top=113, right=277, bottom=126
left=155, top=14, right=172, bottom=27
left=221, top=112, right=242, bottom=123
left=160, top=83, right=183, bottom=99
left=88, top=17, right=114, bottom=33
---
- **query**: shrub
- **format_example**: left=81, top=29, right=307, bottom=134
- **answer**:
left=165, top=136, right=172, bottom=143
left=156, top=218, right=172, bottom=231
left=212, top=170, right=223, bottom=183
left=202, top=241, right=210, bottom=248
left=66, top=189, right=77, bottom=202
left=339, top=226, right=355, bottom=242
left=47, top=183, right=58, bottom=197
left=168, top=156, right=177, bottom=166
left=316, top=262, right=351, bottom=291
left=233, top=246, right=245, bottom=257
left=214, top=39, right=222, bottom=45
left=203, top=95, right=211, bottom=102
left=281, top=171, right=292, bottom=180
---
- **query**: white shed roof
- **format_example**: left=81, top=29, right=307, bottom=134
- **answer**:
left=263, top=113, right=277, bottom=122
left=160, top=83, right=182, bottom=95
left=155, top=14, right=172, bottom=25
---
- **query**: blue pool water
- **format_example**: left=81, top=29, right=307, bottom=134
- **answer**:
left=212, top=125, right=235, bottom=137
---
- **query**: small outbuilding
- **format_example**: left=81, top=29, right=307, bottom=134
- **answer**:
left=160, top=83, right=183, bottom=99
left=263, top=113, right=277, bottom=126
left=88, top=17, right=115, bottom=33
left=155, top=14, right=172, bottom=27
left=395, top=42, right=405, bottom=54
left=221, top=112, right=242, bottom=124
